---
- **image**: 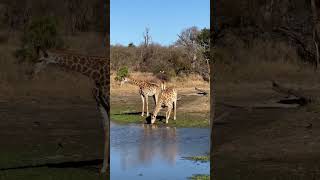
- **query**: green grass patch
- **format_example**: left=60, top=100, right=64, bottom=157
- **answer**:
left=111, top=94, right=209, bottom=128
left=111, top=114, right=145, bottom=124
left=111, top=110, right=209, bottom=128
left=188, top=174, right=210, bottom=180
left=184, top=155, right=210, bottom=163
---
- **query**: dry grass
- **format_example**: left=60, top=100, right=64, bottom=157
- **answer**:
left=215, top=36, right=320, bottom=85
left=111, top=71, right=210, bottom=116
left=111, top=72, right=209, bottom=93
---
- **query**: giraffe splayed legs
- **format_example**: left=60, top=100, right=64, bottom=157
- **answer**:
left=151, top=88, right=177, bottom=124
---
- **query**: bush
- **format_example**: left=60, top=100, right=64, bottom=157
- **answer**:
left=115, top=66, right=129, bottom=81
left=15, top=16, right=63, bottom=63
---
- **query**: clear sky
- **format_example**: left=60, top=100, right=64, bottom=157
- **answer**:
left=111, top=0, right=209, bottom=46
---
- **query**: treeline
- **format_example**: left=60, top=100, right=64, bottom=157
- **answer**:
left=213, top=0, right=318, bottom=67
left=111, top=27, right=210, bottom=81
left=0, top=0, right=105, bottom=33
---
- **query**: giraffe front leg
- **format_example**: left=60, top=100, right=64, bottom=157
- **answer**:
left=166, top=108, right=172, bottom=124
left=98, top=105, right=109, bottom=174
left=173, top=101, right=177, bottom=120
left=141, top=95, right=145, bottom=116
left=146, top=96, right=149, bottom=116
left=154, top=94, right=158, bottom=106
left=93, top=86, right=110, bottom=174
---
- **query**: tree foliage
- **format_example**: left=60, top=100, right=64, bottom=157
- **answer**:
left=115, top=66, right=129, bottom=81
left=15, top=16, right=63, bottom=63
left=111, top=26, right=210, bottom=81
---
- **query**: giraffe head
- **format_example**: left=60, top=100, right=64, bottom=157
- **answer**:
left=32, top=49, right=58, bottom=77
left=120, top=77, right=129, bottom=86
left=151, top=113, right=157, bottom=124
left=38, top=49, right=60, bottom=64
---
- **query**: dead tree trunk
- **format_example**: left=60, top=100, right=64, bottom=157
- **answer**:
left=311, top=0, right=320, bottom=71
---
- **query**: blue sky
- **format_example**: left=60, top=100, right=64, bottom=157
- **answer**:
left=111, top=0, right=209, bottom=46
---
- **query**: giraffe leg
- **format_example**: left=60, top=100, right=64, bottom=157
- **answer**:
left=92, top=86, right=110, bottom=174
left=173, top=100, right=177, bottom=120
left=146, top=96, right=149, bottom=116
left=98, top=105, right=109, bottom=174
left=166, top=107, right=172, bottom=124
left=141, top=95, right=145, bottom=116
left=153, top=95, right=157, bottom=106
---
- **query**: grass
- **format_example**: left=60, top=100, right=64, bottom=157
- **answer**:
left=188, top=174, right=210, bottom=180
left=0, top=147, right=106, bottom=180
left=0, top=167, right=105, bottom=180
left=110, top=106, right=210, bottom=128
left=184, top=155, right=210, bottom=163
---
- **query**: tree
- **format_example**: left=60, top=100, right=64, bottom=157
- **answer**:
left=311, top=0, right=320, bottom=71
left=176, top=26, right=211, bottom=81
left=14, top=16, right=63, bottom=63
left=143, top=27, right=152, bottom=47
left=176, top=26, right=199, bottom=70
left=128, top=42, right=135, bottom=48
left=197, top=28, right=210, bottom=64
left=140, top=27, right=153, bottom=71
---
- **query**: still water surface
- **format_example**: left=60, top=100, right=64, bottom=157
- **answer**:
left=110, top=122, right=210, bottom=180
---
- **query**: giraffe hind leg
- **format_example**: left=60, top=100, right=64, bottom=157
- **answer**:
left=166, top=107, right=172, bottom=124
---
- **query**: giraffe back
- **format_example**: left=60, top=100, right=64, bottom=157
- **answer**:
left=158, top=87, right=177, bottom=107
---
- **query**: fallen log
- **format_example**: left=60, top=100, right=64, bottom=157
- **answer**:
left=220, top=102, right=299, bottom=109
left=195, top=87, right=208, bottom=96
left=271, top=81, right=313, bottom=105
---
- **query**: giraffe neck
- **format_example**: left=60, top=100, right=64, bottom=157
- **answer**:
left=127, top=78, right=143, bottom=87
left=153, top=99, right=163, bottom=117
left=48, top=51, right=107, bottom=82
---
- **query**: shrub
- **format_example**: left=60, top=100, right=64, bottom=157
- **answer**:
left=15, top=16, right=63, bottom=63
left=115, top=66, right=129, bottom=81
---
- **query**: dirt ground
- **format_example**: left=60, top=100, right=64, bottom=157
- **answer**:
left=0, top=95, right=108, bottom=179
left=213, top=79, right=320, bottom=179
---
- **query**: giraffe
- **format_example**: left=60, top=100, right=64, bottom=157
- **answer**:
left=120, top=77, right=163, bottom=117
left=151, top=87, right=177, bottom=124
left=33, top=48, right=110, bottom=174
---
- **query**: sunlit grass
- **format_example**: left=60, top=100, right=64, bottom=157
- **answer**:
left=184, top=155, right=210, bottom=163
left=111, top=107, right=210, bottom=128
left=188, top=174, right=210, bottom=180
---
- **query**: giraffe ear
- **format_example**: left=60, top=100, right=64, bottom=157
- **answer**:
left=39, top=49, right=48, bottom=58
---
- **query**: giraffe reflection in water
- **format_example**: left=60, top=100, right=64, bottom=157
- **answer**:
left=117, top=124, right=178, bottom=169
left=139, top=124, right=177, bottom=165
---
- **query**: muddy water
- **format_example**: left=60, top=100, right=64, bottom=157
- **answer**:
left=110, top=122, right=210, bottom=180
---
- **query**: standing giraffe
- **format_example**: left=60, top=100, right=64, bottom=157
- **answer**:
left=33, top=49, right=109, bottom=173
left=151, top=87, right=177, bottom=124
left=120, top=77, right=163, bottom=117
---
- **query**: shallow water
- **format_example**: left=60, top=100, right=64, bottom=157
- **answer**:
left=110, top=122, right=210, bottom=180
